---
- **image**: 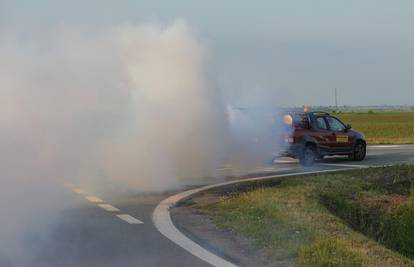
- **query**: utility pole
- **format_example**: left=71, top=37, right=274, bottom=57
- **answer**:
left=334, top=88, right=338, bottom=112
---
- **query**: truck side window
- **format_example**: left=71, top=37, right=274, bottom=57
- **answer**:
left=326, top=116, right=346, bottom=131
left=316, top=117, right=328, bottom=130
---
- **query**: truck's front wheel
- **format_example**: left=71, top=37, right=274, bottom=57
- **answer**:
left=349, top=140, right=366, bottom=161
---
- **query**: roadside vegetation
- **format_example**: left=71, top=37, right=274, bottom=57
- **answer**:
left=203, top=165, right=414, bottom=266
left=335, top=111, right=414, bottom=144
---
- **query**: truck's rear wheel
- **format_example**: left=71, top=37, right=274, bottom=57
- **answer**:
left=300, top=145, right=316, bottom=166
left=349, top=141, right=366, bottom=161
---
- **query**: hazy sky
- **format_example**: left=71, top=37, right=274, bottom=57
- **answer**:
left=1, top=0, right=414, bottom=106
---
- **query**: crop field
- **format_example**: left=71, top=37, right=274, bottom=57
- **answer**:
left=335, top=112, right=414, bottom=144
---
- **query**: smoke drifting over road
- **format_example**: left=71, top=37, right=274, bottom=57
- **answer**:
left=0, top=17, right=286, bottom=265
left=0, top=19, right=228, bottom=265
left=1, top=20, right=227, bottom=189
left=103, top=21, right=228, bottom=190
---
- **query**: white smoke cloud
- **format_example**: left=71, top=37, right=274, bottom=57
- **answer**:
left=0, top=19, right=228, bottom=266
left=0, top=17, right=287, bottom=265
left=101, top=20, right=228, bottom=191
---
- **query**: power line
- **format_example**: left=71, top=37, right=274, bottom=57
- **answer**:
left=334, top=88, right=338, bottom=111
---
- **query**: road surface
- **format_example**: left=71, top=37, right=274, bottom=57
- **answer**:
left=9, top=145, right=414, bottom=267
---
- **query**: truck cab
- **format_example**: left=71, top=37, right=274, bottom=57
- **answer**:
left=280, top=111, right=366, bottom=166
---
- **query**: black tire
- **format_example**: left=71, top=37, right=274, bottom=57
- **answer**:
left=349, top=141, right=366, bottom=161
left=300, top=145, right=317, bottom=166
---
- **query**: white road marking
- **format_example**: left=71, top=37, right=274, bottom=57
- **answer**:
left=117, top=214, right=144, bottom=224
left=85, top=195, right=103, bottom=203
left=273, top=159, right=298, bottom=164
left=217, top=164, right=234, bottom=171
left=262, top=168, right=278, bottom=171
left=98, top=204, right=120, bottom=212
left=369, top=145, right=402, bottom=148
left=72, top=188, right=87, bottom=195
left=153, top=167, right=368, bottom=267
left=249, top=167, right=293, bottom=173
left=317, top=163, right=370, bottom=168
left=216, top=167, right=233, bottom=171
left=67, top=185, right=144, bottom=225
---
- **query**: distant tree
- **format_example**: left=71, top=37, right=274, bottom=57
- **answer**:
left=368, top=109, right=375, bottom=114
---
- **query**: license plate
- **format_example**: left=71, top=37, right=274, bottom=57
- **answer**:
left=336, top=135, right=349, bottom=143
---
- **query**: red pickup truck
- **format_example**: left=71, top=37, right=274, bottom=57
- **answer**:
left=279, top=111, right=366, bottom=166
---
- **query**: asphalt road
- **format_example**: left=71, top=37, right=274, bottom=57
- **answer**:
left=11, top=145, right=414, bottom=267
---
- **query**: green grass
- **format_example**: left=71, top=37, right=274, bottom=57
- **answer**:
left=203, top=165, right=414, bottom=266
left=319, top=166, right=414, bottom=258
left=335, top=112, right=414, bottom=144
left=299, top=238, right=363, bottom=267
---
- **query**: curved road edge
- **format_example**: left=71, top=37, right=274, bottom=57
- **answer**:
left=152, top=167, right=360, bottom=267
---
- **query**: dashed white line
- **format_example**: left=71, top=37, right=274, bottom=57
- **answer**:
left=66, top=184, right=145, bottom=226
left=117, top=214, right=144, bottom=224
left=84, top=195, right=104, bottom=203
left=216, top=168, right=233, bottom=171
left=72, top=188, right=87, bottom=195
left=98, top=204, right=120, bottom=212
left=262, top=167, right=282, bottom=171
left=273, top=159, right=298, bottom=164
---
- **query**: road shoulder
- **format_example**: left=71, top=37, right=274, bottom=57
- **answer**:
left=171, top=190, right=273, bottom=267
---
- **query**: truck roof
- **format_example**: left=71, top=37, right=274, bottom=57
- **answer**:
left=286, top=111, right=330, bottom=116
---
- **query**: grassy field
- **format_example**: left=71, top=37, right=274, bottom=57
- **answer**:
left=203, top=165, right=414, bottom=266
left=335, top=112, right=414, bottom=144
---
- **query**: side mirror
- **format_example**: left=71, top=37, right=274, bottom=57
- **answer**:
left=345, top=124, right=352, bottom=131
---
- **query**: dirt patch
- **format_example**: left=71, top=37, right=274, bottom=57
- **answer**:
left=361, top=193, right=408, bottom=213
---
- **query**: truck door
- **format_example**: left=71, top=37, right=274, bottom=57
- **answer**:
left=325, top=116, right=353, bottom=152
left=312, top=116, right=332, bottom=154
